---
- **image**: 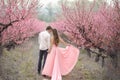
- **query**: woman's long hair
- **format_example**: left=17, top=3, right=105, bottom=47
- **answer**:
left=52, top=29, right=59, bottom=46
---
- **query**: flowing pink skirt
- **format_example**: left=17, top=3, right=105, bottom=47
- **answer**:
left=42, top=45, right=79, bottom=80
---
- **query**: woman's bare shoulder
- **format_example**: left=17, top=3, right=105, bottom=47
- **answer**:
left=50, top=36, right=54, bottom=42
left=51, top=36, right=54, bottom=39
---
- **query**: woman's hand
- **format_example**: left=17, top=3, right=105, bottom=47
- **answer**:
left=66, top=43, right=71, bottom=46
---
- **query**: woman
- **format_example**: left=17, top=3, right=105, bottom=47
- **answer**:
left=42, top=29, right=79, bottom=80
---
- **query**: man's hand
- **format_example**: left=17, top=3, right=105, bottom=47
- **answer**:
left=47, top=49, right=51, bottom=53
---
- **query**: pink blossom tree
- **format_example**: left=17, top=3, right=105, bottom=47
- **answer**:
left=60, top=0, right=96, bottom=48
left=2, top=19, right=45, bottom=50
left=53, top=0, right=120, bottom=67
left=98, top=0, right=120, bottom=67
left=0, top=0, right=43, bottom=52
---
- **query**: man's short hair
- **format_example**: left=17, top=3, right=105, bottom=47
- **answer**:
left=46, top=26, right=52, bottom=30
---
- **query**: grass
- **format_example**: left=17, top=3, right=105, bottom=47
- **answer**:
left=0, top=38, right=106, bottom=80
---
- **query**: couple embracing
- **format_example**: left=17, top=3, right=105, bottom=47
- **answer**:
left=38, top=26, right=79, bottom=80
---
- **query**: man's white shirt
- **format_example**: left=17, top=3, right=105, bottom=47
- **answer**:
left=38, top=31, right=50, bottom=50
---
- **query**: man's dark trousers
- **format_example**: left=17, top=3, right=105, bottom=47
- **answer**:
left=38, top=49, right=48, bottom=74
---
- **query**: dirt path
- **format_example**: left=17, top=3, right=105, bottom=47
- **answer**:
left=0, top=37, right=114, bottom=80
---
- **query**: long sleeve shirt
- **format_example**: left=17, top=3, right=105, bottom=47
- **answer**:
left=38, top=31, right=50, bottom=50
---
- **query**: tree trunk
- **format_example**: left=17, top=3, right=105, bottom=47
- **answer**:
left=0, top=34, right=3, bottom=55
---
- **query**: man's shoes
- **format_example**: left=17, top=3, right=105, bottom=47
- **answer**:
left=42, top=75, right=47, bottom=77
left=43, top=79, right=48, bottom=80
left=38, top=71, right=41, bottom=75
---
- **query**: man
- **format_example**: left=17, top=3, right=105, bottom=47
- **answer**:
left=38, top=26, right=52, bottom=74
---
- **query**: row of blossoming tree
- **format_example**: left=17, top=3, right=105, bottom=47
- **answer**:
left=0, top=0, right=44, bottom=52
left=51, top=0, right=120, bottom=68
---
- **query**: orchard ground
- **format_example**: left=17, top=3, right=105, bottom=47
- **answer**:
left=0, top=37, right=119, bottom=80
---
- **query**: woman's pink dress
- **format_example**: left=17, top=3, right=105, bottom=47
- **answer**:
left=42, top=45, right=79, bottom=80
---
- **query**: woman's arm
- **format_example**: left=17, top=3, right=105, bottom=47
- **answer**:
left=59, top=36, right=69, bottom=46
